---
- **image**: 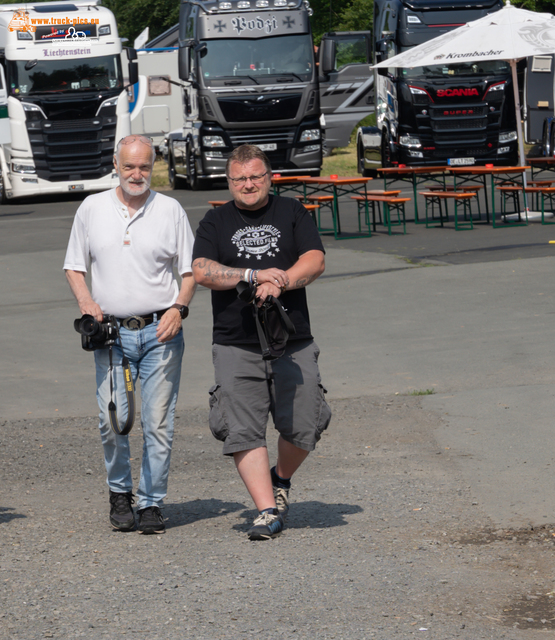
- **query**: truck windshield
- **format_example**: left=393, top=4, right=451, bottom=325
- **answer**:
left=199, top=34, right=313, bottom=85
left=402, top=60, right=510, bottom=79
left=7, top=55, right=123, bottom=96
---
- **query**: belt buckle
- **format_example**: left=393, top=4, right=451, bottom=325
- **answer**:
left=122, top=315, right=146, bottom=330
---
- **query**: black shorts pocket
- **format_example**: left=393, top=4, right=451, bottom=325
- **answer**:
left=315, top=384, right=332, bottom=439
left=208, top=384, right=229, bottom=442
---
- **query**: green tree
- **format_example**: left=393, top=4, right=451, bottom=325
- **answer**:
left=336, top=0, right=373, bottom=32
left=310, top=0, right=353, bottom=43
left=102, top=0, right=180, bottom=44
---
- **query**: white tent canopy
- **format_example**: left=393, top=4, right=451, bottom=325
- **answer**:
left=373, top=1, right=555, bottom=172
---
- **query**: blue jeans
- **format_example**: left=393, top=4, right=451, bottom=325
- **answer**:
left=94, top=320, right=184, bottom=509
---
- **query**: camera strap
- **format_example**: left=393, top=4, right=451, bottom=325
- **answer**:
left=107, top=346, right=135, bottom=436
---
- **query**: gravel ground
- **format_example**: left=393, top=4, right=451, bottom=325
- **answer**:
left=2, top=395, right=555, bottom=640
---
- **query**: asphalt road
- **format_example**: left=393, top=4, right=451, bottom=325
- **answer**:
left=4, top=179, right=555, bottom=638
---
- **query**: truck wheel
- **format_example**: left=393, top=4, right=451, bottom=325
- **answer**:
left=358, top=139, right=373, bottom=177
left=168, top=155, right=183, bottom=190
left=0, top=175, right=7, bottom=204
left=187, top=149, right=201, bottom=191
left=381, top=129, right=392, bottom=168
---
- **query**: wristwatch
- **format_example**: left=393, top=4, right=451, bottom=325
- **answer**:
left=170, top=303, right=189, bottom=319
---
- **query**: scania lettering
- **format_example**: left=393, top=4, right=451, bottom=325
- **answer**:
left=357, top=0, right=518, bottom=173
left=0, top=1, right=138, bottom=201
left=171, top=0, right=322, bottom=189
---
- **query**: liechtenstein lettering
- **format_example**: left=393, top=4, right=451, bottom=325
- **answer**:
left=231, top=15, right=278, bottom=36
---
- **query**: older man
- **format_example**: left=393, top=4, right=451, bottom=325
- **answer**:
left=64, top=135, right=196, bottom=534
left=192, top=145, right=331, bottom=540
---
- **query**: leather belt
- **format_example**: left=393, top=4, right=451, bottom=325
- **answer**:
left=117, top=308, right=169, bottom=330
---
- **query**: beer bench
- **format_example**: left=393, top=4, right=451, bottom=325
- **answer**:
left=419, top=191, right=476, bottom=230
left=351, top=194, right=409, bottom=235
left=426, top=184, right=484, bottom=220
left=294, top=194, right=334, bottom=231
left=208, top=200, right=228, bottom=207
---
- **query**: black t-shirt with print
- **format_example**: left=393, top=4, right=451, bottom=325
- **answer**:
left=192, top=195, right=325, bottom=345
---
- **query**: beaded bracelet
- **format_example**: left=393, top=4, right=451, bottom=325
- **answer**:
left=253, top=270, right=259, bottom=285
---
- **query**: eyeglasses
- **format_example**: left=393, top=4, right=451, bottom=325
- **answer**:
left=118, top=135, right=154, bottom=147
left=228, top=171, right=268, bottom=185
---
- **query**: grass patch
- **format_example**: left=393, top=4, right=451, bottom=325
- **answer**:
left=151, top=158, right=170, bottom=189
left=322, top=140, right=358, bottom=176
left=408, top=389, right=436, bottom=396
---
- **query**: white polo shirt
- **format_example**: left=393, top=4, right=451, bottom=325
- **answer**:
left=64, top=188, right=195, bottom=318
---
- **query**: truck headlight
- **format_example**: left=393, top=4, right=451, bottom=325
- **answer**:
left=300, top=129, right=321, bottom=142
left=202, top=136, right=226, bottom=148
left=499, top=131, right=517, bottom=143
left=96, top=96, right=119, bottom=116
left=300, top=144, right=320, bottom=153
left=12, top=162, right=36, bottom=174
left=98, top=25, right=111, bottom=36
left=399, top=135, right=421, bottom=148
left=22, top=102, right=46, bottom=121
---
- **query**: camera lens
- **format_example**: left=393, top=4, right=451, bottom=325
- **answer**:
left=75, top=314, right=102, bottom=337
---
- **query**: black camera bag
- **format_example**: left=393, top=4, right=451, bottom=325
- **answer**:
left=236, top=282, right=296, bottom=360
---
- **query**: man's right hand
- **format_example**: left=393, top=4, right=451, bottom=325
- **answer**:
left=79, top=301, right=104, bottom=322
left=256, top=267, right=289, bottom=290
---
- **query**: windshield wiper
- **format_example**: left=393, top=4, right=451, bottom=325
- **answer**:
left=274, top=73, right=304, bottom=82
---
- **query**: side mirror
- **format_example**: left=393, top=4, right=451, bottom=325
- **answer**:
left=320, top=39, right=336, bottom=75
left=128, top=60, right=139, bottom=86
left=126, top=47, right=137, bottom=61
left=178, top=45, right=190, bottom=81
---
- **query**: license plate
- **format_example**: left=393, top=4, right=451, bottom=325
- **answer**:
left=448, top=157, right=475, bottom=166
left=68, top=184, right=84, bottom=191
left=257, top=143, right=277, bottom=152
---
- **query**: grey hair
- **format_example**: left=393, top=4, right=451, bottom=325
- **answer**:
left=114, top=135, right=156, bottom=166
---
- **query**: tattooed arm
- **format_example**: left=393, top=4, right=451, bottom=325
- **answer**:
left=192, top=257, right=289, bottom=291
left=285, top=250, right=325, bottom=291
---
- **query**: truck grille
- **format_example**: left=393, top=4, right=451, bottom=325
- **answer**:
left=27, top=118, right=116, bottom=182
left=218, top=94, right=302, bottom=123
left=228, top=127, right=296, bottom=164
left=433, top=118, right=488, bottom=131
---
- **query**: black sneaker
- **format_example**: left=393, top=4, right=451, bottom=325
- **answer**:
left=247, top=509, right=284, bottom=540
left=109, top=491, right=135, bottom=531
left=137, top=506, right=165, bottom=535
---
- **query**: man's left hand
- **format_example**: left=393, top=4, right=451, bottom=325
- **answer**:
left=156, top=308, right=182, bottom=342
left=255, top=281, right=281, bottom=307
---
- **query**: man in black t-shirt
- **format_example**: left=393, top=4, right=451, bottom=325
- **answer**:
left=192, top=145, right=332, bottom=540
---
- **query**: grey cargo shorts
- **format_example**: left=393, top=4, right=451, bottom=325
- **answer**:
left=208, top=339, right=332, bottom=455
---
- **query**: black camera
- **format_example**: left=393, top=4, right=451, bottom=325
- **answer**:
left=74, top=314, right=119, bottom=351
left=236, top=281, right=258, bottom=304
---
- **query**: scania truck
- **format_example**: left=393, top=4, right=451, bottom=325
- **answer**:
left=0, top=1, right=136, bottom=201
left=170, top=0, right=323, bottom=188
left=357, top=0, right=518, bottom=172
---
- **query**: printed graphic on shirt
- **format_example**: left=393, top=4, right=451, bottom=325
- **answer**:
left=232, top=225, right=281, bottom=260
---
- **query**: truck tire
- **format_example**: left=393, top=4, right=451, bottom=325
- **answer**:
left=0, top=173, right=7, bottom=204
left=381, top=129, right=392, bottom=168
left=357, top=139, right=373, bottom=177
left=168, top=155, right=183, bottom=190
left=187, top=148, right=201, bottom=191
